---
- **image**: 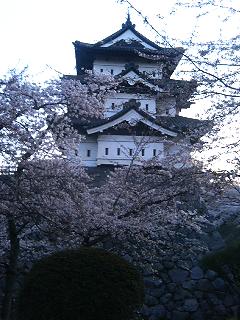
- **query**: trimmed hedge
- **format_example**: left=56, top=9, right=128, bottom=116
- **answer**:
left=17, top=248, right=144, bottom=320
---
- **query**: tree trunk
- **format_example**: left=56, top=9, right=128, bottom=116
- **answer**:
left=1, top=217, right=20, bottom=320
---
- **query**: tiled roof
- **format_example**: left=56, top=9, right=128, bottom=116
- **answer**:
left=73, top=41, right=183, bottom=60
left=73, top=16, right=184, bottom=75
left=71, top=106, right=208, bottom=137
left=156, top=115, right=208, bottom=132
left=93, top=14, right=164, bottom=51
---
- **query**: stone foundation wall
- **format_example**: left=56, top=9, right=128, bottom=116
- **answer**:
left=141, top=261, right=240, bottom=320
left=1, top=253, right=239, bottom=320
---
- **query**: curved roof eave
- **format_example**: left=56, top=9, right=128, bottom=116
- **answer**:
left=86, top=106, right=178, bottom=137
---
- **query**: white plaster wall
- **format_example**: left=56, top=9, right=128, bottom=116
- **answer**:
left=69, top=135, right=168, bottom=167
left=93, top=60, right=162, bottom=78
left=97, top=135, right=164, bottom=166
left=73, top=137, right=98, bottom=167
left=93, top=61, right=125, bottom=76
left=100, top=29, right=157, bottom=50
left=104, top=93, right=157, bottom=117
left=138, top=65, right=162, bottom=79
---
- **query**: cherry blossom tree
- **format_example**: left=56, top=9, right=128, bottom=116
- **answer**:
left=0, top=70, right=216, bottom=320
left=117, top=0, right=240, bottom=236
left=0, top=158, right=213, bottom=320
left=169, top=0, right=240, bottom=223
left=0, top=69, right=116, bottom=320
left=0, top=160, right=90, bottom=320
left=118, top=0, right=240, bottom=173
left=4, top=3, right=240, bottom=317
left=0, top=69, right=116, bottom=167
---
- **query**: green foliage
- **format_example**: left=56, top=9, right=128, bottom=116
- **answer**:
left=17, top=248, right=144, bottom=320
left=201, top=241, right=240, bottom=286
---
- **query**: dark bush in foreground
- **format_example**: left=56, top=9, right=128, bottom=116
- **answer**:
left=17, top=247, right=144, bottom=320
left=202, top=240, right=240, bottom=286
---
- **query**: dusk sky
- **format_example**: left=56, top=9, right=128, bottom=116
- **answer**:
left=0, top=0, right=239, bottom=169
left=1, top=0, right=239, bottom=121
left=2, top=0, right=236, bottom=81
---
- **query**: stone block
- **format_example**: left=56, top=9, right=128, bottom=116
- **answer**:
left=212, top=277, right=225, bottom=291
left=194, top=290, right=203, bottom=299
left=183, top=298, right=199, bottom=312
left=199, top=300, right=210, bottom=312
left=223, top=294, right=235, bottom=307
left=191, top=310, right=205, bottom=320
left=174, top=288, right=193, bottom=301
left=197, top=279, right=213, bottom=291
left=144, top=278, right=162, bottom=288
left=159, top=293, right=172, bottom=304
left=145, top=294, right=159, bottom=306
left=149, top=305, right=166, bottom=319
left=207, top=293, right=221, bottom=305
left=191, top=266, right=204, bottom=280
left=214, top=304, right=227, bottom=315
left=172, top=310, right=189, bottom=320
left=167, top=282, right=177, bottom=293
left=150, top=287, right=165, bottom=298
left=205, top=269, right=217, bottom=280
left=169, top=269, right=189, bottom=284
left=182, top=280, right=196, bottom=290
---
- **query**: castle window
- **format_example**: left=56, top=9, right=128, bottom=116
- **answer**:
left=105, top=148, right=109, bottom=155
left=100, top=68, right=103, bottom=73
left=111, top=102, right=115, bottom=108
left=111, top=69, right=114, bottom=75
left=146, top=104, right=149, bottom=111
left=141, top=149, right=145, bottom=156
left=87, top=150, right=91, bottom=157
left=166, top=109, right=169, bottom=115
left=129, top=149, right=133, bottom=156
left=117, top=148, right=121, bottom=156
left=152, top=71, right=156, bottom=77
left=153, top=149, right=156, bottom=157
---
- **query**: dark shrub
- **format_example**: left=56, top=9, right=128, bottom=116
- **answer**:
left=201, top=240, right=240, bottom=286
left=17, top=247, right=144, bottom=320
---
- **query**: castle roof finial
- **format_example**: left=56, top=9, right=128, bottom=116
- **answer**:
left=122, top=10, right=135, bottom=29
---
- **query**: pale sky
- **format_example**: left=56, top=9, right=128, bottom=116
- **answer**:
left=1, top=0, right=239, bottom=117
left=0, top=0, right=172, bottom=79
left=2, top=0, right=237, bottom=81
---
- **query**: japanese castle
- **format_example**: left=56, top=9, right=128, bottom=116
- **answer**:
left=68, top=15, right=203, bottom=167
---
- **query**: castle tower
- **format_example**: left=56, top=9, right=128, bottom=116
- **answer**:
left=68, top=15, right=203, bottom=166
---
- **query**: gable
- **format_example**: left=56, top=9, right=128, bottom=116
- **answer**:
left=121, top=70, right=162, bottom=91
left=100, top=29, right=158, bottom=50
left=87, top=109, right=177, bottom=137
left=92, top=121, right=167, bottom=136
